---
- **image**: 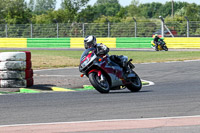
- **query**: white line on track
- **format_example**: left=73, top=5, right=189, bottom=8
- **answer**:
left=1, top=115, right=200, bottom=128
left=140, top=59, right=200, bottom=65
left=34, top=67, right=78, bottom=72
left=34, top=74, right=80, bottom=77
left=34, top=59, right=200, bottom=72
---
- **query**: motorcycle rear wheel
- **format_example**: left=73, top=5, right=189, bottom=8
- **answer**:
left=126, top=71, right=142, bottom=92
left=89, top=72, right=110, bottom=93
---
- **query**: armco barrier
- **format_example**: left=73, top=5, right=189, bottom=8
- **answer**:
left=27, top=38, right=70, bottom=48
left=70, top=38, right=84, bottom=48
left=0, top=37, right=200, bottom=49
left=0, top=38, right=27, bottom=48
left=164, top=38, right=200, bottom=48
left=70, top=38, right=116, bottom=48
left=116, top=38, right=152, bottom=48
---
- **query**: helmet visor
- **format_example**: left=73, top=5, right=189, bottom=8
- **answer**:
left=84, top=41, right=93, bottom=49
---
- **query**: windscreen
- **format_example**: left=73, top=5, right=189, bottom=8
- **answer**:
left=80, top=48, right=96, bottom=62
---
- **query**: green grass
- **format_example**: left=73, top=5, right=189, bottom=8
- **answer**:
left=110, top=51, right=200, bottom=63
left=0, top=50, right=200, bottom=69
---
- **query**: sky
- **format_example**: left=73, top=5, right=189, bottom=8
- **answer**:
left=25, top=0, right=200, bottom=9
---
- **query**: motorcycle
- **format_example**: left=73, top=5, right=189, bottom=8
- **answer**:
left=151, top=39, right=168, bottom=51
left=79, top=48, right=142, bottom=93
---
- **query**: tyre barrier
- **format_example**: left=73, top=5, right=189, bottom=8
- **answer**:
left=0, top=51, right=34, bottom=88
left=0, top=51, right=31, bottom=61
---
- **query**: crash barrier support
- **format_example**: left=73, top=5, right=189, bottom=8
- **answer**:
left=0, top=51, right=33, bottom=88
left=0, top=37, right=200, bottom=48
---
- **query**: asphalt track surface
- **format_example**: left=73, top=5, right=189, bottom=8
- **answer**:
left=0, top=58, right=200, bottom=132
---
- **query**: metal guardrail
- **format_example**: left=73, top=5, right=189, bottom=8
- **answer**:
left=0, top=21, right=199, bottom=38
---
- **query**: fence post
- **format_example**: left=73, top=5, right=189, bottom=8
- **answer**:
left=5, top=23, right=7, bottom=38
left=57, top=23, right=59, bottom=38
left=106, top=18, right=110, bottom=37
left=30, top=23, right=33, bottom=38
left=159, top=16, right=164, bottom=37
left=184, top=16, right=189, bottom=37
left=133, top=17, right=137, bottom=37
left=108, top=22, right=110, bottom=37
left=53, top=19, right=59, bottom=38
left=82, top=23, right=85, bottom=37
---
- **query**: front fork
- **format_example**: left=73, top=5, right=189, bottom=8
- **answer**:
left=88, top=69, right=105, bottom=83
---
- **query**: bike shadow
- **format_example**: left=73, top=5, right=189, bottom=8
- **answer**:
left=27, top=84, right=56, bottom=91
left=102, top=90, right=153, bottom=94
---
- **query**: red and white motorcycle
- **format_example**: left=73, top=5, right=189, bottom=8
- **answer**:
left=79, top=48, right=142, bottom=93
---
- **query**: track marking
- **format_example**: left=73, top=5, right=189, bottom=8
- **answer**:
left=140, top=59, right=200, bottom=65
left=142, top=79, right=155, bottom=86
left=34, top=67, right=77, bottom=72
left=34, top=74, right=80, bottom=77
left=0, top=79, right=154, bottom=95
left=33, top=59, right=200, bottom=72
left=1, top=115, right=200, bottom=132
left=51, top=87, right=75, bottom=92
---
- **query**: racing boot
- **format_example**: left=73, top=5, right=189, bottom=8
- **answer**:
left=124, top=65, right=135, bottom=78
left=122, top=59, right=134, bottom=78
left=155, top=45, right=159, bottom=51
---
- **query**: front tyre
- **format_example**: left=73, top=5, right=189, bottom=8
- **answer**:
left=89, top=72, right=110, bottom=93
left=163, top=46, right=168, bottom=51
left=126, top=71, right=142, bottom=92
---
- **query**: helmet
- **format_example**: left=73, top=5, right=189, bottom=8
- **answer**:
left=84, top=35, right=97, bottom=49
left=155, top=34, right=158, bottom=37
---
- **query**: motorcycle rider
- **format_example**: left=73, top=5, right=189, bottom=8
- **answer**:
left=153, top=34, right=160, bottom=51
left=84, top=35, right=132, bottom=77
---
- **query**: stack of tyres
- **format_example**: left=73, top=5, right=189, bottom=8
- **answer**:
left=0, top=51, right=33, bottom=88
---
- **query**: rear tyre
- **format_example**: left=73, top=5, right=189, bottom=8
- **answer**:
left=89, top=72, right=110, bottom=93
left=126, top=71, right=142, bottom=92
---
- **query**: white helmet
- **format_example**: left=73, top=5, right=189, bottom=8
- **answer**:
left=84, top=35, right=97, bottom=49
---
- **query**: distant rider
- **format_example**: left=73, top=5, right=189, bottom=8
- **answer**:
left=153, top=34, right=160, bottom=51
left=84, top=35, right=131, bottom=77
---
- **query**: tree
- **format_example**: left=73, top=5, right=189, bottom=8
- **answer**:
left=77, top=5, right=97, bottom=22
left=61, top=0, right=89, bottom=22
left=0, top=0, right=32, bottom=24
left=116, top=7, right=128, bottom=18
left=95, top=0, right=119, bottom=5
left=27, top=0, right=35, bottom=11
left=61, top=0, right=89, bottom=12
left=185, top=4, right=200, bottom=21
left=34, top=0, right=56, bottom=14
left=94, top=0, right=121, bottom=17
left=127, top=0, right=141, bottom=17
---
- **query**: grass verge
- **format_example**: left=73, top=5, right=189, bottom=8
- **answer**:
left=0, top=50, right=200, bottom=69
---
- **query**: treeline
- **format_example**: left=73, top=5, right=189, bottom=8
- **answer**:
left=0, top=0, right=200, bottom=24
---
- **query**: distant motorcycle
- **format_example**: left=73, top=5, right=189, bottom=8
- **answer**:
left=79, top=48, right=142, bottom=93
left=151, top=39, right=168, bottom=51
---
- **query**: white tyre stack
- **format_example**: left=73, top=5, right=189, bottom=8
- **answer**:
left=0, top=51, right=33, bottom=88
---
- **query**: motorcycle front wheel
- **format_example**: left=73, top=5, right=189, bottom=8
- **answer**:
left=89, top=72, right=110, bottom=93
left=162, top=46, right=168, bottom=51
left=126, top=71, right=142, bottom=92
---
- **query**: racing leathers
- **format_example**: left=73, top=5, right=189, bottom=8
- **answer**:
left=153, top=36, right=160, bottom=51
left=95, top=43, right=130, bottom=77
